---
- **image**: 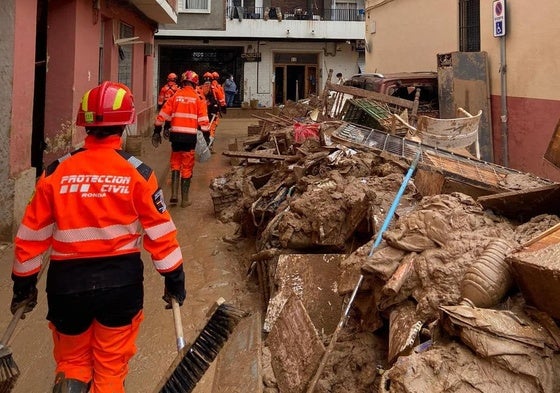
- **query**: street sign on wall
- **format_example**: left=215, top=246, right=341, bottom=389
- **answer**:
left=493, top=0, right=506, bottom=37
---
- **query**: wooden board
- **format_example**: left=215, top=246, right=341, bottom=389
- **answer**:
left=263, top=254, right=344, bottom=335
left=477, top=183, right=560, bottom=221
left=211, top=312, right=263, bottom=393
left=325, top=82, right=415, bottom=109
left=266, top=294, right=325, bottom=393
left=222, top=150, right=298, bottom=161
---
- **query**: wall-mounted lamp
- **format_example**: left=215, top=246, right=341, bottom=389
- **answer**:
left=286, top=29, right=290, bottom=36
left=311, top=29, right=315, bottom=35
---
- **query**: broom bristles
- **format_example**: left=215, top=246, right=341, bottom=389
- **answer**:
left=157, top=302, right=246, bottom=393
left=0, top=347, right=20, bottom=393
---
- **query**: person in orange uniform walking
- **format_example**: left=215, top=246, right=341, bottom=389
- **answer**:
left=199, top=72, right=222, bottom=149
left=206, top=72, right=227, bottom=150
left=153, top=70, right=210, bottom=207
left=157, top=73, right=180, bottom=139
left=10, top=81, right=186, bottom=393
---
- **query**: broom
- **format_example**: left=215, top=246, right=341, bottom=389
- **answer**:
left=154, top=297, right=247, bottom=393
left=0, top=254, right=49, bottom=393
left=0, top=307, right=25, bottom=393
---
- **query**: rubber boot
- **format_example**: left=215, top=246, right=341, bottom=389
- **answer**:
left=169, top=170, right=180, bottom=205
left=52, top=373, right=90, bottom=393
left=180, top=178, right=192, bottom=208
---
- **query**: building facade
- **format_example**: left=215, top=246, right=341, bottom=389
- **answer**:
left=0, top=0, right=176, bottom=241
left=155, top=0, right=366, bottom=107
left=364, top=0, right=560, bottom=181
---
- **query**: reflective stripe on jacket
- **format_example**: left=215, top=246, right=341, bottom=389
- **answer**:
left=155, top=85, right=210, bottom=133
left=13, top=135, right=183, bottom=277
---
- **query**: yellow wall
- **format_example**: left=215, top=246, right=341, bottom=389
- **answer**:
left=365, top=0, right=458, bottom=73
left=481, top=0, right=560, bottom=100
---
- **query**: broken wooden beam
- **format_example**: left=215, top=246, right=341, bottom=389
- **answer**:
left=222, top=150, right=299, bottom=161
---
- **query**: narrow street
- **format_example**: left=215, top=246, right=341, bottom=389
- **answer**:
left=0, top=114, right=262, bottom=393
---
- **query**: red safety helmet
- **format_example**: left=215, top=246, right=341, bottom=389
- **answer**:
left=167, top=72, right=178, bottom=81
left=76, top=81, right=135, bottom=127
left=203, top=72, right=213, bottom=80
left=211, top=71, right=220, bottom=80
left=181, top=70, right=199, bottom=86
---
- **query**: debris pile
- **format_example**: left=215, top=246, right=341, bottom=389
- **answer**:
left=211, top=99, right=560, bottom=392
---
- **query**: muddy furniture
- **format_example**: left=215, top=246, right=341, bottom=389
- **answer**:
left=416, top=108, right=482, bottom=159
left=507, top=224, right=560, bottom=320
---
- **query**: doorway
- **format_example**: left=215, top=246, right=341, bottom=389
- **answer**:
left=273, top=52, right=319, bottom=105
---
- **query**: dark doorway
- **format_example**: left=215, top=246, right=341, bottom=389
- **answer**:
left=32, top=0, right=48, bottom=175
left=274, top=66, right=285, bottom=105
left=158, top=45, right=244, bottom=107
left=286, top=65, right=305, bottom=102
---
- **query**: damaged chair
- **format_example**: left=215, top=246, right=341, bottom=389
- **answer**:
left=396, top=108, right=482, bottom=159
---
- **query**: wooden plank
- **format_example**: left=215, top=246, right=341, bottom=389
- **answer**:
left=266, top=294, right=325, bottom=393
left=263, top=254, right=344, bottom=335
left=212, top=312, right=263, bottom=393
left=222, top=150, right=299, bottom=161
left=477, top=183, right=560, bottom=221
left=325, top=81, right=415, bottom=109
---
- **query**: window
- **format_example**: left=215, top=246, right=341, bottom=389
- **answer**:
left=459, top=0, right=480, bottom=52
left=118, top=22, right=134, bottom=88
left=179, top=0, right=210, bottom=13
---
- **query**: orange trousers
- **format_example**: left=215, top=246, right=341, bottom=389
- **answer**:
left=170, top=150, right=195, bottom=178
left=50, top=310, right=144, bottom=392
left=209, top=115, right=219, bottom=138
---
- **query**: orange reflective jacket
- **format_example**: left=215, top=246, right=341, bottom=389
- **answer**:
left=155, top=85, right=210, bottom=134
left=157, top=82, right=179, bottom=106
left=211, top=80, right=226, bottom=107
left=13, top=135, right=182, bottom=277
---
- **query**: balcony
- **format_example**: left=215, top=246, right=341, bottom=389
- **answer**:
left=227, top=6, right=365, bottom=22
left=130, top=0, right=178, bottom=24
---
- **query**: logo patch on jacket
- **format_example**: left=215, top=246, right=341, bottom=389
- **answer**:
left=153, top=188, right=167, bottom=213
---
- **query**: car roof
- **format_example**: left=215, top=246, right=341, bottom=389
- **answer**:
left=350, top=72, right=437, bottom=80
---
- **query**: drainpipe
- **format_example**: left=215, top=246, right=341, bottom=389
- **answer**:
left=499, top=36, right=508, bottom=167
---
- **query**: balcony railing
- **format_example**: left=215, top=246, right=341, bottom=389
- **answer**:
left=227, top=6, right=365, bottom=22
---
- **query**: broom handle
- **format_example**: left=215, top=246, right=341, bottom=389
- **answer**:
left=0, top=307, right=26, bottom=347
left=172, top=299, right=185, bottom=352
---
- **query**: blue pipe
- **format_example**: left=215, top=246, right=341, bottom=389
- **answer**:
left=369, top=151, right=421, bottom=256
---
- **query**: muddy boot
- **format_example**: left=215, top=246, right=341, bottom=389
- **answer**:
left=52, top=373, right=90, bottom=393
left=169, top=170, right=180, bottom=205
left=180, top=178, right=192, bottom=208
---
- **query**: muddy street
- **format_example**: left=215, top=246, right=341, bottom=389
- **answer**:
left=0, top=115, right=262, bottom=393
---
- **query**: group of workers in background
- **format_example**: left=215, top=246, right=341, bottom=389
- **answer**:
left=153, top=70, right=237, bottom=209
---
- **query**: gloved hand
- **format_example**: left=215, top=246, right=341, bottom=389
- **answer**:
left=162, top=267, right=186, bottom=309
left=152, top=125, right=163, bottom=148
left=220, top=105, right=227, bottom=114
left=11, top=273, right=38, bottom=319
left=163, top=128, right=170, bottom=139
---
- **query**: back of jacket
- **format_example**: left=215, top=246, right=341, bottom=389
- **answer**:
left=156, top=85, right=210, bottom=135
left=13, top=135, right=182, bottom=282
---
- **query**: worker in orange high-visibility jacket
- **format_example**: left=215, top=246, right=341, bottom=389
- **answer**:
left=11, top=81, right=186, bottom=393
left=157, top=73, right=180, bottom=138
left=200, top=72, right=223, bottom=150
left=153, top=70, right=210, bottom=207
